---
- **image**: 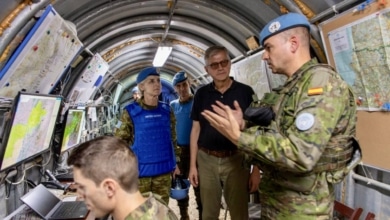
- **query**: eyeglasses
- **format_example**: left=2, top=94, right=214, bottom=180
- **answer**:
left=207, top=60, right=230, bottom=70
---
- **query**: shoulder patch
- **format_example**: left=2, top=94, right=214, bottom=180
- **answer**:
left=295, top=112, right=315, bottom=131
left=308, top=87, right=323, bottom=96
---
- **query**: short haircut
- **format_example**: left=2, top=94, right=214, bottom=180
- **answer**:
left=204, top=45, right=230, bottom=65
left=67, top=136, right=139, bottom=193
left=281, top=26, right=311, bottom=48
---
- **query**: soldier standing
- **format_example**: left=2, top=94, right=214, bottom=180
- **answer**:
left=170, top=71, right=202, bottom=220
left=201, top=13, right=360, bottom=219
left=115, top=67, right=179, bottom=205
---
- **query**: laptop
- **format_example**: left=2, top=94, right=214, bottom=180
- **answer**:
left=20, top=184, right=89, bottom=220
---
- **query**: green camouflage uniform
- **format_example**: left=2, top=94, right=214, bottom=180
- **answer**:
left=115, top=98, right=178, bottom=204
left=238, top=58, right=357, bottom=219
left=125, top=192, right=178, bottom=220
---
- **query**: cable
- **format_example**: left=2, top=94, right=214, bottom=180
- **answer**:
left=96, top=87, right=114, bottom=104
left=54, top=150, right=71, bottom=175
left=5, top=168, right=26, bottom=185
left=29, top=150, right=53, bottom=170
left=0, top=167, right=15, bottom=185
left=359, top=162, right=374, bottom=184
left=3, top=152, right=51, bottom=186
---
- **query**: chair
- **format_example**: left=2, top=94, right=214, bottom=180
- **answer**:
left=365, top=212, right=375, bottom=220
left=333, top=200, right=363, bottom=220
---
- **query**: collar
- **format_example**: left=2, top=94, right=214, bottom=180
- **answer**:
left=179, top=95, right=193, bottom=104
left=139, top=98, right=158, bottom=109
left=285, top=58, right=319, bottom=84
left=278, top=58, right=319, bottom=94
left=297, top=58, right=319, bottom=73
left=207, top=77, right=236, bottom=92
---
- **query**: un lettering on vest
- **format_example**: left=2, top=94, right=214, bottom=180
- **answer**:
left=145, top=114, right=163, bottom=118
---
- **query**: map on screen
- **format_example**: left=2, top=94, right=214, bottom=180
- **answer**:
left=60, top=109, right=85, bottom=153
left=0, top=93, right=62, bottom=171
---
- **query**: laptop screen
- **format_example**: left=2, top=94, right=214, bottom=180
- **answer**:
left=20, top=184, right=61, bottom=218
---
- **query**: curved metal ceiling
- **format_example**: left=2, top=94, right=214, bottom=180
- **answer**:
left=0, top=0, right=364, bottom=104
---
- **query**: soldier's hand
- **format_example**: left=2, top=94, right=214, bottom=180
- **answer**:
left=201, top=101, right=241, bottom=145
left=172, top=165, right=181, bottom=176
left=211, top=101, right=244, bottom=127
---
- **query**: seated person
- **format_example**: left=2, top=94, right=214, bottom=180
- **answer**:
left=67, top=136, right=178, bottom=220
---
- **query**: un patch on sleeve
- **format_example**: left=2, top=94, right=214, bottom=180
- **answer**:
left=295, top=112, right=315, bottom=131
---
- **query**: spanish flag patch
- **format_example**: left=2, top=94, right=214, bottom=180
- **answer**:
left=308, top=87, right=323, bottom=96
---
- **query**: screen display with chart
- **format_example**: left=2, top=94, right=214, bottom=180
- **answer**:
left=60, top=109, right=85, bottom=153
left=0, top=92, right=62, bottom=171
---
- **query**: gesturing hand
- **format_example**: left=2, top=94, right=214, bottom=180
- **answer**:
left=201, top=101, right=242, bottom=144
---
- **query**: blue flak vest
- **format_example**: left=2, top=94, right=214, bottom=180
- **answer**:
left=126, top=102, right=176, bottom=177
left=170, top=99, right=193, bottom=146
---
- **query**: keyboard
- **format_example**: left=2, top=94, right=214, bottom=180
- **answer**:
left=51, top=202, right=82, bottom=218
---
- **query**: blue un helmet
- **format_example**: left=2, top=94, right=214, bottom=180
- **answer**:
left=170, top=174, right=190, bottom=200
left=259, top=13, right=311, bottom=46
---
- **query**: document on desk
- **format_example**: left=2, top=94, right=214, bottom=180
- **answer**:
left=20, top=184, right=89, bottom=220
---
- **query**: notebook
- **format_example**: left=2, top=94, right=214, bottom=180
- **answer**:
left=20, top=184, right=89, bottom=220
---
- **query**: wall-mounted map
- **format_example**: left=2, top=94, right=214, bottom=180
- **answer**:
left=0, top=5, right=82, bottom=98
left=232, top=51, right=286, bottom=99
left=320, top=6, right=390, bottom=111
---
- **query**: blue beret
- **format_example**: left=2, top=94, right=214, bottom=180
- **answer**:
left=136, top=67, right=159, bottom=84
left=172, top=71, right=188, bottom=86
left=259, top=13, right=310, bottom=46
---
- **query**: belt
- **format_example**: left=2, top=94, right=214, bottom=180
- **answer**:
left=199, top=146, right=237, bottom=158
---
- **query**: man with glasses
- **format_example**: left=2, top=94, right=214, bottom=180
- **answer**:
left=189, top=45, right=261, bottom=220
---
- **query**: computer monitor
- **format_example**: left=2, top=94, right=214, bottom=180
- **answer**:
left=60, top=109, right=86, bottom=153
left=0, top=92, right=63, bottom=172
